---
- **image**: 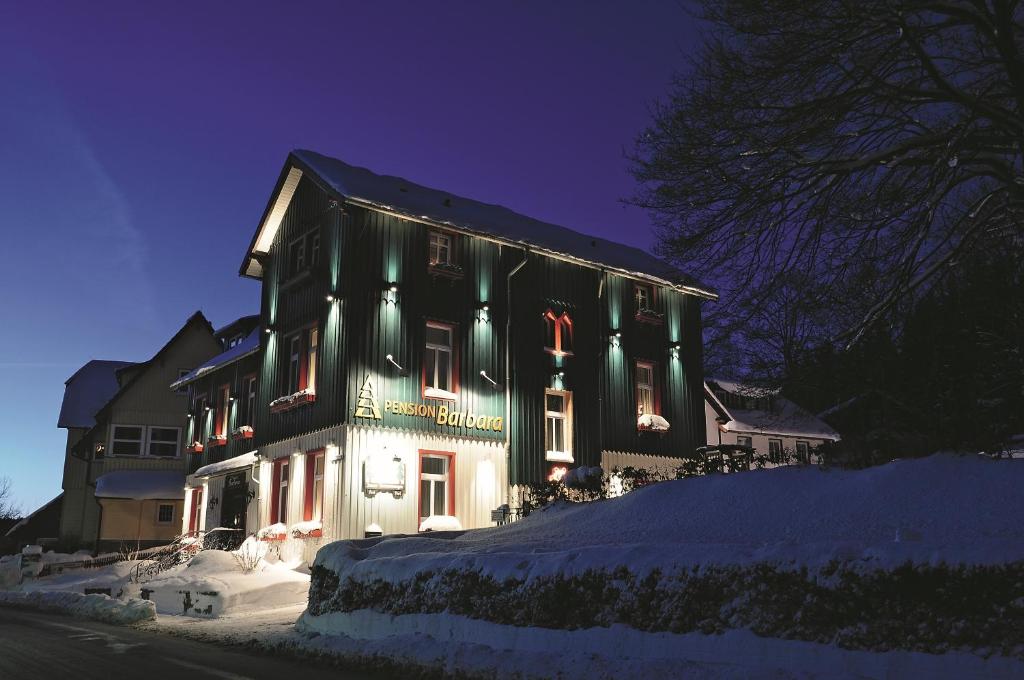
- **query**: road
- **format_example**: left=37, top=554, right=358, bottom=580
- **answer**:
left=0, top=609, right=387, bottom=679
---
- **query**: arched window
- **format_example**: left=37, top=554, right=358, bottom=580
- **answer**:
left=543, top=309, right=573, bottom=355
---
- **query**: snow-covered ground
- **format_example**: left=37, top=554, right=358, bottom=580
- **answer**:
left=0, top=589, right=155, bottom=625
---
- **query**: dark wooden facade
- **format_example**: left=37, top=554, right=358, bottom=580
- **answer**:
left=248, top=172, right=708, bottom=485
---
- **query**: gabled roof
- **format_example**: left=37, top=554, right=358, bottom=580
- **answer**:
left=240, top=150, right=716, bottom=299
left=707, top=379, right=840, bottom=442
left=213, top=314, right=260, bottom=345
left=58, top=360, right=136, bottom=429
left=171, top=327, right=260, bottom=390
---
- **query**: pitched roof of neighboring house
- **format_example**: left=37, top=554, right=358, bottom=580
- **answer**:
left=171, top=327, right=260, bottom=389
left=4, top=493, right=63, bottom=538
left=58, top=360, right=136, bottom=428
left=95, top=471, right=185, bottom=500
left=707, top=379, right=841, bottom=442
left=213, top=314, right=260, bottom=344
left=239, top=150, right=716, bottom=299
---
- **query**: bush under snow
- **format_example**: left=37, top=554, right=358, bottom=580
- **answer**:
left=0, top=590, right=155, bottom=625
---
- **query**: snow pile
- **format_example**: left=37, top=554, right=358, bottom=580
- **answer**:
left=258, top=523, right=287, bottom=540
left=291, top=520, right=322, bottom=538
left=637, top=414, right=671, bottom=431
left=423, top=387, right=457, bottom=401
left=0, top=555, right=21, bottom=589
left=418, top=515, right=462, bottom=533
left=194, top=451, right=257, bottom=478
left=124, top=549, right=309, bottom=617
left=0, top=589, right=155, bottom=624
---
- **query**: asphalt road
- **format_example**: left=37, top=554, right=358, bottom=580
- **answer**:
left=0, top=609, right=386, bottom=679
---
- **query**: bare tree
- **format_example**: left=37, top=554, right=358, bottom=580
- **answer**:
left=632, top=0, right=1024, bottom=347
left=0, top=477, right=19, bottom=520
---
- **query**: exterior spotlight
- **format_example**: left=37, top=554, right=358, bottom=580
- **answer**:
left=386, top=353, right=409, bottom=376
left=204, top=406, right=211, bottom=411
left=325, top=294, right=335, bottom=303
left=389, top=283, right=399, bottom=293
left=264, top=327, right=273, bottom=334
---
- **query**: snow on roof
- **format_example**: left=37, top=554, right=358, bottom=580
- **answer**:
left=171, top=328, right=260, bottom=389
left=708, top=378, right=780, bottom=398
left=94, top=471, right=185, bottom=500
left=722, top=396, right=840, bottom=441
left=193, top=451, right=258, bottom=478
left=58, top=360, right=136, bottom=428
left=245, top=150, right=714, bottom=297
left=315, top=454, right=1024, bottom=584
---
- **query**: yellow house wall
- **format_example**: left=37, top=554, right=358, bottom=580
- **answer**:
left=97, top=498, right=183, bottom=542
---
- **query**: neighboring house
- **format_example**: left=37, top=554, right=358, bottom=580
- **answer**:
left=58, top=312, right=222, bottom=552
left=818, top=390, right=928, bottom=460
left=171, top=315, right=261, bottom=537
left=4, top=494, right=63, bottom=553
left=704, top=379, right=840, bottom=461
left=183, top=149, right=716, bottom=562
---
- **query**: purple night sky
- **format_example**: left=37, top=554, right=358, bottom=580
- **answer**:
left=0, top=1, right=701, bottom=510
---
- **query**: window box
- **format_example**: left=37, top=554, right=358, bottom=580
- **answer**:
left=257, top=523, right=287, bottom=542
left=231, top=426, right=254, bottom=440
left=186, top=441, right=204, bottom=454
left=634, top=308, right=665, bottom=325
left=291, top=520, right=323, bottom=539
left=428, top=262, right=464, bottom=280
left=637, top=413, right=671, bottom=433
left=269, top=389, right=317, bottom=414
left=208, top=434, right=228, bottom=447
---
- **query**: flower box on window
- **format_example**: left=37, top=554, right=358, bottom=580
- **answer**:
left=291, top=520, right=323, bottom=539
left=269, top=388, right=317, bottom=414
left=186, top=441, right=204, bottom=454
left=231, top=426, right=254, bottom=440
left=257, top=523, right=287, bottom=542
left=428, top=262, right=464, bottom=280
left=635, top=308, right=665, bottom=325
left=208, top=434, right=228, bottom=447
left=637, top=413, right=671, bottom=433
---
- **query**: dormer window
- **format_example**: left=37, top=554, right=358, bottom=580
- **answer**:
left=288, top=237, right=306, bottom=276
left=543, top=310, right=573, bottom=356
left=429, top=231, right=452, bottom=266
left=285, top=227, right=322, bottom=280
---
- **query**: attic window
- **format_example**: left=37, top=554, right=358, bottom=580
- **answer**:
left=543, top=310, right=573, bottom=356
left=429, top=231, right=452, bottom=266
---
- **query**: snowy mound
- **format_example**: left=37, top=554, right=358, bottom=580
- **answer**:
left=316, top=454, right=1024, bottom=584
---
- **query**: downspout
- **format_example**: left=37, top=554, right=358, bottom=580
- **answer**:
left=505, top=248, right=529, bottom=505
left=597, top=270, right=607, bottom=466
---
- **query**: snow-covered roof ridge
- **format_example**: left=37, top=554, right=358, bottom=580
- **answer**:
left=95, top=471, right=186, bottom=500
left=243, top=149, right=714, bottom=297
left=708, top=377, right=781, bottom=398
left=192, top=451, right=258, bottom=478
left=706, top=379, right=839, bottom=441
left=58, top=360, right=136, bottom=429
left=171, top=327, right=260, bottom=389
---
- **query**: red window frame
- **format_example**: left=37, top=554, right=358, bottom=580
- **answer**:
left=634, top=360, right=662, bottom=416
left=303, top=449, right=326, bottom=522
left=241, top=373, right=257, bottom=427
left=422, top=320, right=459, bottom=398
left=269, top=457, right=290, bottom=524
left=282, top=324, right=319, bottom=397
left=543, top=310, right=573, bottom=356
left=417, top=450, right=455, bottom=524
left=188, top=487, right=203, bottom=533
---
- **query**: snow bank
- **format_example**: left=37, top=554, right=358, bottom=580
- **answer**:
left=0, top=590, right=155, bottom=625
left=124, top=550, right=309, bottom=617
left=316, top=454, right=1024, bottom=586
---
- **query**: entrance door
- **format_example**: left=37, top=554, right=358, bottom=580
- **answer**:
left=220, top=472, right=249, bottom=533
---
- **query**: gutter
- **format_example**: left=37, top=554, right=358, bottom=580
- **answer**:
left=504, top=248, right=530, bottom=504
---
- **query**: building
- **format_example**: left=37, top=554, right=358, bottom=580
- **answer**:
left=181, top=149, right=715, bottom=560
left=3, top=494, right=63, bottom=554
left=704, top=379, right=840, bottom=462
left=57, top=312, right=221, bottom=552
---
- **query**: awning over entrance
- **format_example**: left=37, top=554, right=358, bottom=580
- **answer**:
left=95, top=470, right=185, bottom=500
left=194, top=451, right=258, bottom=478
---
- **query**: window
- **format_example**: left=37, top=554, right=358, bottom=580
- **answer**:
left=309, top=232, right=321, bottom=268
left=635, top=361, right=658, bottom=416
left=282, top=327, right=318, bottom=397
left=304, top=450, right=326, bottom=522
left=147, top=427, right=180, bottom=457
left=428, top=231, right=452, bottom=265
left=157, top=504, right=174, bottom=524
left=271, top=459, right=290, bottom=525
left=175, top=369, right=190, bottom=394
left=768, top=438, right=783, bottom=463
left=243, top=375, right=258, bottom=427
left=111, top=425, right=144, bottom=456
left=288, top=236, right=306, bottom=276
left=419, top=452, right=452, bottom=523
left=635, top=284, right=653, bottom=312
left=543, top=310, right=573, bottom=355
left=544, top=389, right=573, bottom=462
left=226, top=334, right=244, bottom=348
left=215, top=385, right=230, bottom=437
left=737, top=435, right=753, bottom=448
left=193, top=395, right=208, bottom=442
left=796, top=440, right=810, bottom=462
left=424, top=322, right=455, bottom=395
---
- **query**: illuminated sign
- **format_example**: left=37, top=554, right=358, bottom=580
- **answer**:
left=353, top=375, right=503, bottom=432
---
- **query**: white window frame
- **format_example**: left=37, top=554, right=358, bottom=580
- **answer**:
left=768, top=438, right=783, bottom=462
left=109, top=424, right=145, bottom=457
left=276, top=460, right=290, bottom=525
left=306, top=327, right=319, bottom=394
left=424, top=322, right=454, bottom=394
left=795, top=440, right=810, bottom=460
left=156, top=503, right=175, bottom=525
left=311, top=452, right=325, bottom=523
left=635, top=284, right=652, bottom=312
left=243, top=375, right=258, bottom=427
left=736, top=435, right=753, bottom=448
left=419, top=453, right=450, bottom=522
left=309, top=231, right=321, bottom=268
left=286, top=334, right=302, bottom=394
left=146, top=426, right=181, bottom=458
left=635, top=361, right=655, bottom=416
left=544, top=389, right=573, bottom=463
left=429, top=231, right=452, bottom=265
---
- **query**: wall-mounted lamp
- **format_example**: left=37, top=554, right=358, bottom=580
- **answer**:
left=388, top=282, right=399, bottom=293
left=609, top=329, right=622, bottom=339
left=478, top=301, right=490, bottom=312
left=204, top=406, right=211, bottom=412
left=264, top=326, right=273, bottom=335
left=385, top=353, right=409, bottom=377
left=325, top=293, right=337, bottom=303
left=479, top=370, right=502, bottom=390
